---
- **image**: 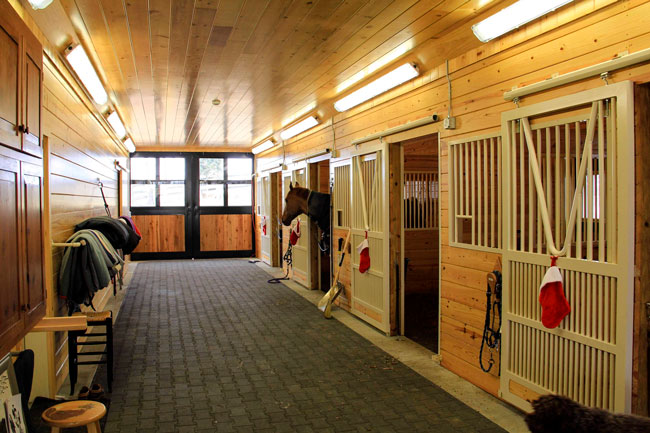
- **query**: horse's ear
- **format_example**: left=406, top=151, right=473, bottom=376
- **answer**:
left=289, top=182, right=293, bottom=191
left=295, top=182, right=300, bottom=187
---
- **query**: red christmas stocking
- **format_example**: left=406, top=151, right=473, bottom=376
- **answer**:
left=357, top=231, right=370, bottom=273
left=261, top=216, right=267, bottom=236
left=290, top=219, right=300, bottom=246
left=539, top=256, right=571, bottom=329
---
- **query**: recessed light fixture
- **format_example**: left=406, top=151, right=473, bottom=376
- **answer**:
left=212, top=98, right=221, bottom=106
left=280, top=116, right=319, bottom=140
left=472, top=0, right=574, bottom=42
left=64, top=44, right=108, bottom=105
left=123, top=137, right=136, bottom=153
left=252, top=139, right=276, bottom=155
left=107, top=111, right=127, bottom=139
left=334, top=63, right=419, bottom=112
left=27, top=0, right=53, bottom=10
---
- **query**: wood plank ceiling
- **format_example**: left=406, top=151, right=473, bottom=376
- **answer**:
left=56, top=0, right=495, bottom=149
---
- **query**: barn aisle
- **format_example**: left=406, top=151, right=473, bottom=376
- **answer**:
left=103, top=259, right=506, bottom=433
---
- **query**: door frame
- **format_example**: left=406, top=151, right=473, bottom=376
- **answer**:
left=130, top=151, right=254, bottom=260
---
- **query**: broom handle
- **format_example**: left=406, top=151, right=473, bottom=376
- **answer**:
left=331, top=229, right=352, bottom=289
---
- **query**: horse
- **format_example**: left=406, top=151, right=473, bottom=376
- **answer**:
left=281, top=182, right=330, bottom=251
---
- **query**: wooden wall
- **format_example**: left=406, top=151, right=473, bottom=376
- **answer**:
left=7, top=0, right=129, bottom=396
left=255, top=0, right=650, bottom=408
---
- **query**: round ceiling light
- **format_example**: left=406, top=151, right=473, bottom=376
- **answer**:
left=212, top=98, right=221, bottom=106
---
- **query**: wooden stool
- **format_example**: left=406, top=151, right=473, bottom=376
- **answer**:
left=42, top=400, right=106, bottom=432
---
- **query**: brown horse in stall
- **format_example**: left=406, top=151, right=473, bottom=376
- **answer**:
left=281, top=182, right=330, bottom=250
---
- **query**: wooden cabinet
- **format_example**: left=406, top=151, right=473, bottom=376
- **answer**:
left=0, top=0, right=43, bottom=158
left=0, top=153, right=45, bottom=357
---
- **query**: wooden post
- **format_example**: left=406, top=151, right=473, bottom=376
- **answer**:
left=389, top=143, right=401, bottom=336
left=633, top=83, right=650, bottom=415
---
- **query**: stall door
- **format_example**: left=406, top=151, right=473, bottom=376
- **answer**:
left=350, top=149, right=390, bottom=333
left=500, top=82, right=634, bottom=412
left=288, top=166, right=312, bottom=288
left=258, top=175, right=272, bottom=265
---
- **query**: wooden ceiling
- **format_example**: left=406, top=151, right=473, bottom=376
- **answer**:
left=51, top=0, right=497, bottom=149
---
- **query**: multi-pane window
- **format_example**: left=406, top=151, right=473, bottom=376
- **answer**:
left=130, top=155, right=253, bottom=208
left=199, top=157, right=252, bottom=207
left=131, top=157, right=185, bottom=207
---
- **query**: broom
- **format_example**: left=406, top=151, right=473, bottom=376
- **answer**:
left=318, top=228, right=351, bottom=318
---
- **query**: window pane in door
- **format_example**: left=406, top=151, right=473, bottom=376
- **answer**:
left=228, top=184, right=251, bottom=206
left=200, top=184, right=224, bottom=206
left=227, top=158, right=252, bottom=180
left=160, top=184, right=185, bottom=206
left=131, top=158, right=156, bottom=180
left=160, top=158, right=185, bottom=180
left=200, top=158, right=224, bottom=180
left=131, top=184, right=155, bottom=207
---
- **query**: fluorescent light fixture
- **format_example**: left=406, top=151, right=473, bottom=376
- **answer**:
left=28, top=0, right=54, bottom=9
left=334, top=63, right=419, bottom=112
left=280, top=116, right=319, bottom=140
left=252, top=139, right=276, bottom=155
left=472, top=0, right=574, bottom=42
left=65, top=45, right=108, bottom=105
left=123, top=137, right=136, bottom=153
left=337, top=42, right=413, bottom=93
left=107, top=111, right=127, bottom=139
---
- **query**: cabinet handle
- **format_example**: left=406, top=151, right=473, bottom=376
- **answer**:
left=21, top=305, right=27, bottom=312
left=27, top=303, right=31, bottom=310
left=18, top=124, right=25, bottom=133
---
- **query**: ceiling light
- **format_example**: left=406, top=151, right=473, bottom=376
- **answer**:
left=28, top=0, right=53, bottom=10
left=472, top=0, right=574, bottom=43
left=280, top=116, right=319, bottom=140
left=334, top=63, right=419, bottom=112
left=107, top=111, right=127, bottom=139
left=252, top=139, right=276, bottom=155
left=64, top=45, right=108, bottom=105
left=337, top=42, right=413, bottom=93
left=212, top=98, right=221, bottom=106
left=123, top=137, right=136, bottom=153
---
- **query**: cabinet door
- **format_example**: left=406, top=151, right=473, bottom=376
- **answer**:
left=0, top=156, right=23, bottom=356
left=0, top=22, right=21, bottom=151
left=22, top=40, right=42, bottom=158
left=22, top=162, right=45, bottom=329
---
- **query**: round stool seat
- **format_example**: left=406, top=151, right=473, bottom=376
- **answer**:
left=42, top=400, right=106, bottom=432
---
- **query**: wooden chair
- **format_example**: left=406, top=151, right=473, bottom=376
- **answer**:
left=68, top=311, right=113, bottom=395
left=41, top=400, right=106, bottom=432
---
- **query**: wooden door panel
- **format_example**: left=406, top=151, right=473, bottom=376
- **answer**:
left=22, top=163, right=45, bottom=328
left=0, top=158, right=22, bottom=356
left=131, top=214, right=185, bottom=252
left=0, top=24, right=20, bottom=150
left=23, top=52, right=42, bottom=157
left=200, top=214, right=252, bottom=251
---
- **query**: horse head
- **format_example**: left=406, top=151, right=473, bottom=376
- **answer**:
left=281, top=182, right=309, bottom=226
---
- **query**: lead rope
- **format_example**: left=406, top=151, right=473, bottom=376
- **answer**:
left=479, top=270, right=502, bottom=373
left=98, top=181, right=111, bottom=218
left=268, top=220, right=293, bottom=284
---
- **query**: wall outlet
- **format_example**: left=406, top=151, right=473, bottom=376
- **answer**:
left=443, top=116, right=456, bottom=129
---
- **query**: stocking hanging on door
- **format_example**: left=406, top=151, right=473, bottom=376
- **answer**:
left=261, top=216, right=267, bottom=236
left=290, top=219, right=300, bottom=246
left=357, top=231, right=370, bottom=273
left=539, top=257, right=571, bottom=329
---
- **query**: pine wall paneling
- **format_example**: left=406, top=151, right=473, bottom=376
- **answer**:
left=255, top=0, right=650, bottom=409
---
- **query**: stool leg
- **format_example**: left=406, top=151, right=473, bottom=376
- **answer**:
left=86, top=420, right=102, bottom=433
left=106, top=317, right=113, bottom=393
left=50, top=427, right=60, bottom=433
left=68, top=330, right=79, bottom=395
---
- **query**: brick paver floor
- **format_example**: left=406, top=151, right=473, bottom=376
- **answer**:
left=103, top=259, right=507, bottom=433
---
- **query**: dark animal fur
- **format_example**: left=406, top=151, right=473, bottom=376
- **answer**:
left=525, top=395, right=650, bottom=433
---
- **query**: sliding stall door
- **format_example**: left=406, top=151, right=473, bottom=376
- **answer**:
left=288, top=166, right=312, bottom=288
left=350, top=148, right=390, bottom=333
left=258, top=174, right=272, bottom=265
left=500, top=82, right=634, bottom=412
